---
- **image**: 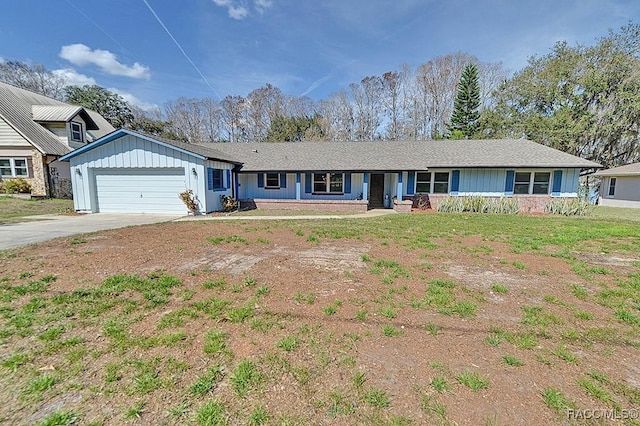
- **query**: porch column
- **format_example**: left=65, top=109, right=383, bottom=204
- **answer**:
left=362, top=172, right=369, bottom=201
left=397, top=172, right=403, bottom=200
left=295, top=172, right=301, bottom=200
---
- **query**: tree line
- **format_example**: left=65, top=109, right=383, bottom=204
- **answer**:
left=1, top=22, right=639, bottom=168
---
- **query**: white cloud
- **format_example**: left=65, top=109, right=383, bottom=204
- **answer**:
left=254, top=0, right=272, bottom=13
left=52, top=68, right=97, bottom=86
left=213, top=0, right=272, bottom=19
left=59, top=44, right=150, bottom=79
left=110, top=88, right=158, bottom=112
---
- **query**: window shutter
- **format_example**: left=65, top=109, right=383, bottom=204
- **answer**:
left=226, top=169, right=231, bottom=189
left=407, top=172, right=416, bottom=195
left=257, top=173, right=264, bottom=188
left=344, top=173, right=351, bottom=194
left=280, top=173, right=287, bottom=188
left=552, top=170, right=562, bottom=195
left=207, top=167, right=213, bottom=191
left=451, top=170, right=460, bottom=194
left=505, top=170, right=515, bottom=195
left=305, top=173, right=312, bottom=193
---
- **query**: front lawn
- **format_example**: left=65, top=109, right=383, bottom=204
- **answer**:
left=0, top=212, right=639, bottom=425
left=0, top=196, right=74, bottom=223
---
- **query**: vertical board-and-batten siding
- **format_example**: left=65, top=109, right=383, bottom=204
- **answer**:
left=68, top=134, right=217, bottom=213
left=400, top=168, right=581, bottom=198
left=237, top=173, right=364, bottom=200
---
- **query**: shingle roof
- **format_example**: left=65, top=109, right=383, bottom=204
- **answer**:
left=0, top=81, right=114, bottom=155
left=594, top=162, right=640, bottom=176
left=203, top=139, right=601, bottom=172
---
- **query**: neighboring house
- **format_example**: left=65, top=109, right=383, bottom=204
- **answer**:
left=0, top=81, right=114, bottom=197
left=59, top=129, right=241, bottom=214
left=595, top=163, right=640, bottom=208
left=61, top=129, right=600, bottom=214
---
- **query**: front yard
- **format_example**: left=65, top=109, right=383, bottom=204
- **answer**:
left=0, top=196, right=74, bottom=224
left=0, top=212, right=639, bottom=425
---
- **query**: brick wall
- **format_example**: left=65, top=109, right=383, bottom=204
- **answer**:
left=252, top=198, right=369, bottom=213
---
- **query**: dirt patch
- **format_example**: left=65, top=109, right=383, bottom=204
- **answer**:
left=0, top=221, right=639, bottom=425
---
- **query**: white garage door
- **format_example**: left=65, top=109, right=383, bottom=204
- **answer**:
left=94, top=168, right=188, bottom=214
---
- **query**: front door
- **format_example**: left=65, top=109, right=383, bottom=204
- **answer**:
left=369, top=173, right=385, bottom=208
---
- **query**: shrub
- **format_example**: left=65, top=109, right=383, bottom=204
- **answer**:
left=3, top=178, right=31, bottom=194
left=436, top=196, right=519, bottom=214
left=544, top=198, right=592, bottom=216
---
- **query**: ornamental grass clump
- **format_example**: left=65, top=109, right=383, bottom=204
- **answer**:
left=544, top=198, right=592, bottom=216
left=437, top=196, right=519, bottom=214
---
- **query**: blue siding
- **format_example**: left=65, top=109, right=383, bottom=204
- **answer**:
left=280, top=173, right=287, bottom=188
left=552, top=170, right=562, bottom=195
left=407, top=172, right=415, bottom=195
left=226, top=169, right=231, bottom=189
left=345, top=173, right=351, bottom=194
left=451, top=170, right=460, bottom=193
left=504, top=170, right=515, bottom=195
left=257, top=173, right=264, bottom=188
left=305, top=173, right=312, bottom=193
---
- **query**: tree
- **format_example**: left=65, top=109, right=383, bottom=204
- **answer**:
left=265, top=115, right=323, bottom=142
left=449, top=63, right=481, bottom=138
left=0, top=60, right=67, bottom=99
left=64, top=85, right=134, bottom=128
left=484, top=23, right=640, bottom=167
left=128, top=105, right=186, bottom=141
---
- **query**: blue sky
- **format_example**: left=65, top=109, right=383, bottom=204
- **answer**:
left=1, top=0, right=638, bottom=111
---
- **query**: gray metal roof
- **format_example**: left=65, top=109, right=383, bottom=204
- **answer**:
left=202, top=139, right=601, bottom=172
left=0, top=81, right=114, bottom=155
left=594, top=162, right=640, bottom=176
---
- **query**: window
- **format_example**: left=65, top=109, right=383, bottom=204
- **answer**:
left=208, top=168, right=224, bottom=191
left=513, top=172, right=530, bottom=194
left=265, top=172, right=280, bottom=189
left=416, top=172, right=431, bottom=193
left=0, top=158, right=28, bottom=177
left=313, top=173, right=343, bottom=193
left=532, top=172, right=550, bottom=194
left=70, top=122, right=83, bottom=142
left=608, top=178, right=616, bottom=196
left=433, top=172, right=449, bottom=194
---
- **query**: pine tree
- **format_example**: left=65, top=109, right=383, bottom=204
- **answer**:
left=449, top=63, right=481, bottom=139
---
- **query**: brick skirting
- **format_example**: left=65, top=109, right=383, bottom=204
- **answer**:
left=252, top=198, right=369, bottom=213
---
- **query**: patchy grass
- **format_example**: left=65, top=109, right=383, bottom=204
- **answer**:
left=1, top=212, right=640, bottom=424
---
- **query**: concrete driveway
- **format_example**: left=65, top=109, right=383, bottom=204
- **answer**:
left=0, top=213, right=182, bottom=250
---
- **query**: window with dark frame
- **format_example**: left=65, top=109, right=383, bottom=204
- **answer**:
left=212, top=169, right=223, bottom=190
left=514, top=172, right=531, bottom=194
left=532, top=172, right=550, bottom=194
left=313, top=173, right=343, bottom=193
left=70, top=122, right=83, bottom=142
left=416, top=172, right=431, bottom=193
left=608, top=178, right=616, bottom=196
left=265, top=172, right=280, bottom=188
left=433, top=172, right=449, bottom=194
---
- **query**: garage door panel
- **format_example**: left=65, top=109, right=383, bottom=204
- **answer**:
left=94, top=168, right=188, bottom=214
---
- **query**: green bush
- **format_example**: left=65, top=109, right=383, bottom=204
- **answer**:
left=436, top=196, right=519, bottom=214
left=3, top=178, right=31, bottom=194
